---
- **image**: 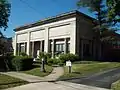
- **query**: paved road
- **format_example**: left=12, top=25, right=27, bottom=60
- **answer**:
left=66, top=68, right=120, bottom=89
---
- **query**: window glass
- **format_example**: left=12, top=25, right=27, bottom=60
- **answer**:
left=56, top=44, right=59, bottom=51
left=20, top=43, right=25, bottom=53
left=55, top=44, right=64, bottom=54
left=68, top=43, right=70, bottom=53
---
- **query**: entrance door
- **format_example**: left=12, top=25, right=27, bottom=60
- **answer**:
left=83, top=43, right=90, bottom=58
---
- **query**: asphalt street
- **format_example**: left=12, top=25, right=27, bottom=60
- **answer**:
left=66, top=68, right=120, bottom=89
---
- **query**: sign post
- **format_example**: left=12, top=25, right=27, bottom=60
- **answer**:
left=66, top=60, right=72, bottom=73
left=41, top=58, right=46, bottom=72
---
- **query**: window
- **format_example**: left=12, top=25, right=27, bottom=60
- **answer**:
left=67, top=43, right=70, bottom=53
left=83, top=43, right=90, bottom=57
left=55, top=44, right=64, bottom=54
left=20, top=43, right=25, bottom=53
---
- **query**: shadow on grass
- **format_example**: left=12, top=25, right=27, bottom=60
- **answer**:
left=72, top=72, right=81, bottom=74
left=32, top=64, right=40, bottom=68
left=0, top=81, right=28, bottom=85
left=0, top=81, right=28, bottom=89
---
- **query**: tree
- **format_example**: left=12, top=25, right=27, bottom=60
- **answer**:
left=77, top=0, right=120, bottom=31
left=0, top=0, right=10, bottom=30
left=0, top=0, right=11, bottom=55
left=77, top=0, right=108, bottom=33
left=107, top=0, right=120, bottom=27
left=77, top=0, right=120, bottom=41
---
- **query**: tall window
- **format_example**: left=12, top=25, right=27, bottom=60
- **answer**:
left=83, top=43, right=90, bottom=57
left=67, top=43, right=70, bottom=53
left=55, top=44, right=64, bottom=54
left=20, top=43, right=25, bottom=53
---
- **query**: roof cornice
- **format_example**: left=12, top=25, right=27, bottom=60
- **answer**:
left=14, top=10, right=96, bottom=31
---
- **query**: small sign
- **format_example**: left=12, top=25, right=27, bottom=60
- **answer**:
left=33, top=58, right=36, bottom=61
left=66, top=60, right=72, bottom=66
left=42, top=58, right=44, bottom=61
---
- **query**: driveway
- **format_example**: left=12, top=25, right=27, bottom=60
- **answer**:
left=66, top=68, right=120, bottom=89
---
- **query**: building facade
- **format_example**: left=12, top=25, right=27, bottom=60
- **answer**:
left=13, top=10, right=100, bottom=59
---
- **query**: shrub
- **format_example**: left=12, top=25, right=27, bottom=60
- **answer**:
left=47, top=58, right=54, bottom=65
left=46, top=53, right=52, bottom=59
left=39, top=52, right=45, bottom=60
left=5, top=53, right=15, bottom=70
left=47, top=58, right=63, bottom=66
left=20, top=52, right=28, bottom=56
left=0, top=53, right=15, bottom=71
left=39, top=52, right=51, bottom=63
left=0, top=56, right=6, bottom=71
left=12, top=56, right=33, bottom=71
left=59, top=53, right=79, bottom=63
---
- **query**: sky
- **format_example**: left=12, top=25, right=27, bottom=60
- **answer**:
left=2, top=0, right=96, bottom=38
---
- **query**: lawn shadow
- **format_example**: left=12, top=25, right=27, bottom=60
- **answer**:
left=72, top=71, right=81, bottom=74
left=0, top=81, right=28, bottom=85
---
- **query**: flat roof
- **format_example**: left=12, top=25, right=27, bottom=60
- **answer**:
left=14, top=10, right=96, bottom=31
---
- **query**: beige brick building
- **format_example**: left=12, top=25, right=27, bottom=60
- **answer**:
left=13, top=10, right=100, bottom=59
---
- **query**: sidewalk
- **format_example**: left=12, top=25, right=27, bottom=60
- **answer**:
left=2, top=67, right=110, bottom=90
left=5, top=81, right=110, bottom=90
left=44, top=67, right=64, bottom=81
left=1, top=67, right=64, bottom=83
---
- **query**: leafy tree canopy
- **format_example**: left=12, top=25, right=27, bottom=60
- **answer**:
left=77, top=0, right=120, bottom=32
left=0, top=0, right=10, bottom=31
left=0, top=0, right=10, bottom=55
left=107, top=0, right=120, bottom=25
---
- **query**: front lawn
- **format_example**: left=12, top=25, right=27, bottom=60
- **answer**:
left=23, top=65, right=53, bottom=77
left=112, top=80, right=120, bottom=90
left=0, top=74, right=28, bottom=89
left=60, top=62, right=120, bottom=79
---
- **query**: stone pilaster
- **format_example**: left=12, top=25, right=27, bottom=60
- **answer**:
left=64, top=38, right=67, bottom=54
left=52, top=39, right=55, bottom=58
left=14, top=34, right=17, bottom=56
left=70, top=21, right=76, bottom=54
left=44, top=27, right=49, bottom=53
left=27, top=32, right=30, bottom=55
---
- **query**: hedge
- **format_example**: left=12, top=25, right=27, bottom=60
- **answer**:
left=0, top=53, right=14, bottom=71
left=0, top=56, right=6, bottom=71
left=59, top=53, right=79, bottom=63
left=47, top=58, right=63, bottom=66
left=39, top=52, right=51, bottom=63
left=12, top=56, right=33, bottom=71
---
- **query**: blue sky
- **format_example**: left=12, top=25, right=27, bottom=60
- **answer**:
left=2, top=0, right=95, bottom=38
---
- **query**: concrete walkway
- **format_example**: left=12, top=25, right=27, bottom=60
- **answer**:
left=4, top=81, right=110, bottom=90
left=2, top=67, right=110, bottom=90
left=1, top=67, right=64, bottom=83
left=2, top=71, right=44, bottom=83
left=44, top=67, right=64, bottom=81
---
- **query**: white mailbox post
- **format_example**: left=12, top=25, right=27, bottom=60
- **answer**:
left=66, top=60, right=72, bottom=73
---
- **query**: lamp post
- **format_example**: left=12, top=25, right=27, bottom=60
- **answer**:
left=41, top=58, right=46, bottom=72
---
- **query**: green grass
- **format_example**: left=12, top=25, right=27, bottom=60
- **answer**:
left=111, top=80, right=120, bottom=90
left=0, top=74, right=28, bottom=89
left=60, top=62, right=120, bottom=79
left=23, top=65, right=53, bottom=77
